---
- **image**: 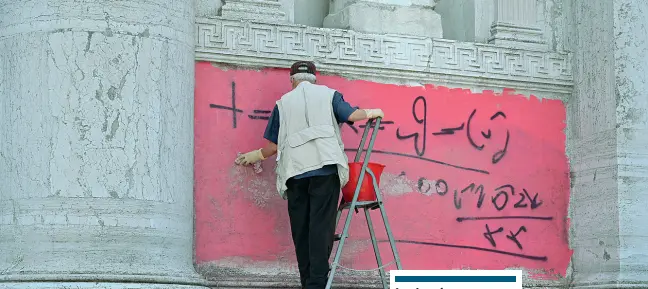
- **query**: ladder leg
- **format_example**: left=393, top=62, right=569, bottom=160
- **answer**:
left=377, top=204, right=402, bottom=270
left=335, top=203, right=344, bottom=228
left=354, top=119, right=374, bottom=162
left=367, top=169, right=403, bottom=270
left=330, top=206, right=344, bottom=262
left=326, top=202, right=356, bottom=289
left=364, top=208, right=388, bottom=289
left=327, top=118, right=383, bottom=289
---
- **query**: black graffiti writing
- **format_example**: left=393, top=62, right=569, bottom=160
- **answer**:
left=506, top=226, right=528, bottom=250
left=434, top=109, right=510, bottom=164
left=483, top=224, right=528, bottom=250
left=389, top=239, right=547, bottom=261
left=466, top=109, right=484, bottom=151
left=475, top=185, right=486, bottom=208
left=491, top=184, right=512, bottom=211
left=492, top=130, right=509, bottom=164
left=435, top=179, right=448, bottom=196
left=481, top=112, right=506, bottom=139
left=466, top=183, right=485, bottom=209
left=248, top=109, right=271, bottom=120
left=416, top=180, right=544, bottom=212
left=417, top=177, right=450, bottom=197
left=209, top=81, right=243, bottom=128
left=452, top=216, right=551, bottom=259
left=489, top=111, right=508, bottom=164
left=518, top=188, right=543, bottom=209
left=417, top=177, right=431, bottom=195
left=343, top=148, right=490, bottom=174
left=395, top=96, right=427, bottom=157
left=456, top=216, right=553, bottom=222
left=453, top=189, right=462, bottom=209
left=453, top=183, right=486, bottom=210
left=491, top=111, right=507, bottom=120
left=483, top=224, right=503, bottom=247
left=415, top=180, right=544, bottom=212
left=210, top=90, right=494, bottom=175
left=514, top=189, right=528, bottom=208
left=432, top=123, right=464, bottom=135
left=491, top=184, right=543, bottom=211
left=481, top=129, right=492, bottom=139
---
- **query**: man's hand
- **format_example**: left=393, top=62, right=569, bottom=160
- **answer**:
left=363, top=109, right=384, bottom=119
left=235, top=149, right=266, bottom=166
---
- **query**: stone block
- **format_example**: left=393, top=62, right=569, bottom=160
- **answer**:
left=323, top=1, right=442, bottom=38
left=221, top=0, right=287, bottom=23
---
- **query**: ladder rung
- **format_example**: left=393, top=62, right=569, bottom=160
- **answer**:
left=339, top=200, right=381, bottom=210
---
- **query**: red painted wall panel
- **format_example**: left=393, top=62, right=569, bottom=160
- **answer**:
left=194, top=62, right=572, bottom=279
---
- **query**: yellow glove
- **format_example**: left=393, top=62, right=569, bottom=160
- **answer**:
left=364, top=108, right=384, bottom=119
left=235, top=149, right=266, bottom=166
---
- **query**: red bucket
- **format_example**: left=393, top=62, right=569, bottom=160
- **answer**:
left=341, top=162, right=385, bottom=202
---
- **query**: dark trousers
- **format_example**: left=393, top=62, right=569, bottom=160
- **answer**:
left=286, top=173, right=340, bottom=289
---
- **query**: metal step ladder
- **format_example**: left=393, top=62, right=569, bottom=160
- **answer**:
left=325, top=117, right=403, bottom=289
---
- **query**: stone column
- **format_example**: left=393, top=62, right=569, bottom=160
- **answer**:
left=489, top=0, right=545, bottom=49
left=569, top=0, right=648, bottom=287
left=323, top=0, right=443, bottom=38
left=221, top=0, right=289, bottom=23
left=0, top=1, right=207, bottom=288
left=433, top=0, right=494, bottom=43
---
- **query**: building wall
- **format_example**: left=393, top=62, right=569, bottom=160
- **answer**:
left=4, top=0, right=647, bottom=288
left=192, top=0, right=575, bottom=286
left=0, top=0, right=205, bottom=288
left=193, top=63, right=572, bottom=287
left=565, top=0, right=619, bottom=285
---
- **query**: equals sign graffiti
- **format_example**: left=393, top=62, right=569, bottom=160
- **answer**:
left=248, top=109, right=271, bottom=120
left=432, top=123, right=465, bottom=135
left=359, top=120, right=394, bottom=130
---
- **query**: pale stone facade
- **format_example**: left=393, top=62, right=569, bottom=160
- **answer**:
left=2, top=0, right=648, bottom=288
left=0, top=0, right=206, bottom=288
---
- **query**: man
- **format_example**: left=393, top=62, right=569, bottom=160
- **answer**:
left=235, top=61, right=384, bottom=289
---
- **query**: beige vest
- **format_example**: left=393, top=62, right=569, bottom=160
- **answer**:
left=274, top=82, right=350, bottom=199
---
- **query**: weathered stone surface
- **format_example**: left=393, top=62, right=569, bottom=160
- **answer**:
left=0, top=0, right=207, bottom=288
left=323, top=0, right=442, bottom=38
left=489, top=0, right=547, bottom=50
left=221, top=0, right=288, bottom=23
left=567, top=0, right=648, bottom=287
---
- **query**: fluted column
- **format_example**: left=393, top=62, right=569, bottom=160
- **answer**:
left=221, top=0, right=288, bottom=23
left=0, top=0, right=206, bottom=288
left=489, top=0, right=545, bottom=49
left=323, top=0, right=443, bottom=38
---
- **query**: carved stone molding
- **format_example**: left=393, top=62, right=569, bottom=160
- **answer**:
left=195, top=17, right=573, bottom=98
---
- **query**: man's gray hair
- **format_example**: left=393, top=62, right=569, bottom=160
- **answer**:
left=291, top=72, right=316, bottom=83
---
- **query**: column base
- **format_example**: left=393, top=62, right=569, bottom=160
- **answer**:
left=221, top=0, right=287, bottom=23
left=0, top=283, right=206, bottom=289
left=570, top=271, right=648, bottom=288
left=0, top=274, right=209, bottom=289
left=323, top=1, right=442, bottom=38
left=571, top=282, right=648, bottom=289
